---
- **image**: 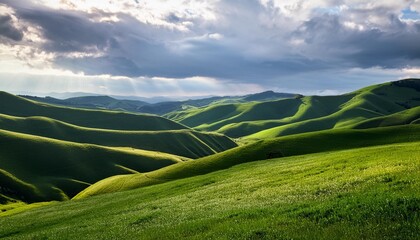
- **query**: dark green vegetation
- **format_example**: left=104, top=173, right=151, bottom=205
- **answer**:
left=22, top=91, right=297, bottom=115
left=76, top=124, right=420, bottom=198
left=1, top=141, right=419, bottom=239
left=165, top=79, right=420, bottom=139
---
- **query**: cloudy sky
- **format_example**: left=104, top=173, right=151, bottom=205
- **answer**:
left=1, top=0, right=420, bottom=98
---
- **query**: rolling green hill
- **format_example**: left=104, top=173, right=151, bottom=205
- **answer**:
left=0, top=91, right=237, bottom=204
left=0, top=113, right=236, bottom=159
left=1, top=141, right=419, bottom=239
left=349, top=106, right=420, bottom=129
left=0, top=91, right=185, bottom=131
left=165, top=79, right=420, bottom=138
left=0, top=129, right=189, bottom=203
left=75, top=124, right=420, bottom=198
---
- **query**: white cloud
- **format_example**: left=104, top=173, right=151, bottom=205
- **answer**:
left=32, top=0, right=217, bottom=31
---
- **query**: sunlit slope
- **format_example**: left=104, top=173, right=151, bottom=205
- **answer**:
left=2, top=142, right=420, bottom=239
left=166, top=79, right=420, bottom=138
left=0, top=114, right=236, bottom=158
left=0, top=129, right=189, bottom=203
left=349, top=106, right=420, bottom=129
left=247, top=79, right=420, bottom=139
left=0, top=91, right=185, bottom=131
left=75, top=124, right=420, bottom=198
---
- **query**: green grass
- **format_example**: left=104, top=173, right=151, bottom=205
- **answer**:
left=0, top=129, right=189, bottom=203
left=75, top=124, right=420, bottom=198
left=165, top=79, right=420, bottom=139
left=0, top=201, right=56, bottom=217
left=0, top=113, right=237, bottom=159
left=0, top=91, right=185, bottom=131
left=0, top=141, right=419, bottom=239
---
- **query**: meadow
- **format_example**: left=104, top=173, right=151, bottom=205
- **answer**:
left=0, top=141, right=418, bottom=239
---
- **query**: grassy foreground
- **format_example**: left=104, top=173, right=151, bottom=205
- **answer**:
left=0, top=141, right=419, bottom=239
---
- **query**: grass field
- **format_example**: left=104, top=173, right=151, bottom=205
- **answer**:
left=0, top=141, right=418, bottom=239
left=75, top=124, right=420, bottom=198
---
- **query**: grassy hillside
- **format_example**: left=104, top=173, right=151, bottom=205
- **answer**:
left=75, top=124, right=420, bottom=198
left=165, top=79, right=420, bottom=138
left=0, top=91, right=185, bottom=131
left=349, top=106, right=420, bottom=129
left=1, top=141, right=419, bottom=239
left=0, top=129, right=189, bottom=203
left=246, top=79, right=420, bottom=139
left=0, top=113, right=236, bottom=159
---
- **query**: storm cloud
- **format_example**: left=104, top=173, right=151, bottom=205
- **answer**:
left=0, top=14, right=23, bottom=41
left=0, top=0, right=419, bottom=96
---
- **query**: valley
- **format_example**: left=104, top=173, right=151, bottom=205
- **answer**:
left=0, top=78, right=419, bottom=239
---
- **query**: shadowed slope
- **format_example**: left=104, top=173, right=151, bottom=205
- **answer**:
left=0, top=129, right=188, bottom=203
left=0, top=91, right=185, bottom=131
left=0, top=114, right=236, bottom=159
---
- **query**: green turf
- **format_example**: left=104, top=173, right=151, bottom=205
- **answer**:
left=0, top=113, right=236, bottom=159
left=0, top=129, right=189, bottom=203
left=75, top=124, right=420, bottom=198
left=0, top=91, right=186, bottom=131
left=0, top=141, right=419, bottom=239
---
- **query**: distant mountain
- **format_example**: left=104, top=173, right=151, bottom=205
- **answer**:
left=21, top=95, right=149, bottom=113
left=20, top=91, right=298, bottom=115
left=137, top=92, right=298, bottom=115
left=242, top=91, right=297, bottom=101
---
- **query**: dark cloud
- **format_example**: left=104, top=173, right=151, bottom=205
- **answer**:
left=165, top=13, right=182, bottom=23
left=18, top=8, right=115, bottom=52
left=294, top=12, right=420, bottom=69
left=0, top=14, right=23, bottom=41
left=55, top=55, right=143, bottom=77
